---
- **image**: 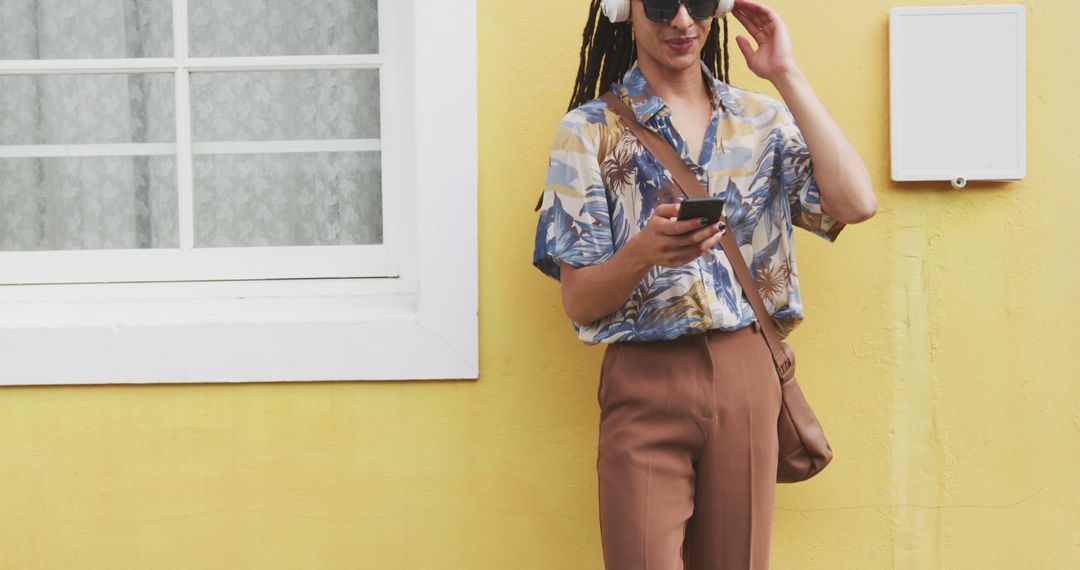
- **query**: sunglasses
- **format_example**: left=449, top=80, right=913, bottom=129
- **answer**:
left=641, top=0, right=720, bottom=23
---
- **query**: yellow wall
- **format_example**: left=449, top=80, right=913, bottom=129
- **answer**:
left=2, top=1, right=1078, bottom=568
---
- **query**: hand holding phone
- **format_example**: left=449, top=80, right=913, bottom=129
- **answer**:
left=627, top=201, right=726, bottom=269
left=675, top=197, right=725, bottom=225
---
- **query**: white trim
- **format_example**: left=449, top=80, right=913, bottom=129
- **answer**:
left=0, top=143, right=175, bottom=158
left=174, top=0, right=195, bottom=252
left=0, top=293, right=414, bottom=327
left=195, top=139, right=381, bottom=154
left=0, top=246, right=396, bottom=284
left=0, top=55, right=382, bottom=75
left=376, top=0, right=407, bottom=290
left=0, top=140, right=381, bottom=158
left=0, top=278, right=408, bottom=302
left=0, top=293, right=475, bottom=384
left=185, top=55, right=382, bottom=72
left=176, top=82, right=196, bottom=247
left=173, top=0, right=189, bottom=60
left=0, top=0, right=478, bottom=383
left=0, top=59, right=177, bottom=74
left=410, top=0, right=478, bottom=377
left=888, top=170, right=1024, bottom=182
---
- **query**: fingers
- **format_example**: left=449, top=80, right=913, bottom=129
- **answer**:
left=734, top=0, right=775, bottom=27
left=679, top=222, right=722, bottom=245
left=735, top=34, right=755, bottom=59
left=653, top=202, right=680, bottom=219
left=732, top=4, right=766, bottom=29
left=663, top=221, right=722, bottom=250
left=691, top=228, right=727, bottom=254
left=732, top=9, right=763, bottom=31
left=731, top=10, right=770, bottom=44
left=650, top=203, right=714, bottom=236
left=658, top=216, right=717, bottom=237
left=660, top=230, right=725, bottom=267
left=645, top=202, right=727, bottom=267
left=733, top=0, right=783, bottom=41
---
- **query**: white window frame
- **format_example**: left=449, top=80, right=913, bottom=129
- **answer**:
left=0, top=0, right=478, bottom=384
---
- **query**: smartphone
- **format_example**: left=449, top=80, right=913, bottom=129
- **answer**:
left=676, top=197, right=725, bottom=225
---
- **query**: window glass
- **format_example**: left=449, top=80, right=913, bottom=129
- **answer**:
left=0, top=74, right=175, bottom=145
left=0, top=156, right=177, bottom=251
left=191, top=70, right=379, bottom=142
left=193, top=152, right=381, bottom=247
left=189, top=0, right=378, bottom=56
left=0, top=0, right=173, bottom=59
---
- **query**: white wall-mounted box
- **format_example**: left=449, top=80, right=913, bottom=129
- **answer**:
left=889, top=5, right=1026, bottom=187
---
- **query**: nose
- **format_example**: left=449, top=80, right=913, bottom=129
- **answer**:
left=670, top=4, right=694, bottom=29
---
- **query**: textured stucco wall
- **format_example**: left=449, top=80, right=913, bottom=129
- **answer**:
left=0, top=1, right=1077, bottom=568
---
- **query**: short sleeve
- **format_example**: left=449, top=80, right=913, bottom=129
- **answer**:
left=778, top=108, right=845, bottom=242
left=532, top=110, right=615, bottom=281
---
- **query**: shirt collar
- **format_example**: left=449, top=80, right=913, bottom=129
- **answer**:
left=610, top=60, right=743, bottom=125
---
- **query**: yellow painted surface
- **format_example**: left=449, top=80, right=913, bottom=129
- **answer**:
left=1, top=1, right=1078, bottom=568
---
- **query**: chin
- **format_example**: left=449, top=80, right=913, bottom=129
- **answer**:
left=660, top=44, right=705, bottom=66
left=641, top=41, right=705, bottom=74
left=663, top=53, right=702, bottom=71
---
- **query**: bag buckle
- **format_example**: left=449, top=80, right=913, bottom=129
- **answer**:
left=776, top=357, right=794, bottom=378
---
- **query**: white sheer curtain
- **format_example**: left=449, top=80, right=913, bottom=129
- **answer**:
left=0, top=0, right=175, bottom=251
left=0, top=0, right=381, bottom=252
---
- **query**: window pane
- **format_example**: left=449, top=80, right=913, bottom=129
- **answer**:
left=191, top=70, right=378, bottom=142
left=193, top=152, right=381, bottom=247
left=0, top=156, right=177, bottom=251
left=189, top=0, right=378, bottom=56
left=0, top=74, right=175, bottom=145
left=0, top=0, right=173, bottom=59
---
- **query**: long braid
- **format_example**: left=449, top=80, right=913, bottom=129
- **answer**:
left=567, top=1, right=638, bottom=112
left=722, top=16, right=730, bottom=83
left=567, top=0, right=732, bottom=112
left=700, top=18, right=729, bottom=85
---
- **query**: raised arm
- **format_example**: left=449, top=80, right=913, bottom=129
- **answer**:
left=731, top=0, right=877, bottom=224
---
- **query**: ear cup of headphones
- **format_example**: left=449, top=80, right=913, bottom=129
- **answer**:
left=600, top=0, right=631, bottom=23
left=716, top=0, right=735, bottom=17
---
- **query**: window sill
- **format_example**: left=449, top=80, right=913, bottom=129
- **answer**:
left=0, top=280, right=478, bottom=385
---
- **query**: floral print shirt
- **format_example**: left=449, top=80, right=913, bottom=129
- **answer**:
left=533, top=62, right=844, bottom=344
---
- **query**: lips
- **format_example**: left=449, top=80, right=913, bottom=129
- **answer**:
left=665, top=37, right=697, bottom=54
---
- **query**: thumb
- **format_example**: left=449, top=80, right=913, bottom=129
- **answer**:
left=654, top=202, right=680, bottom=219
left=735, top=35, right=755, bottom=60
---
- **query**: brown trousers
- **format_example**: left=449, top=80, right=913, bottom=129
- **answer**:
left=597, top=325, right=782, bottom=569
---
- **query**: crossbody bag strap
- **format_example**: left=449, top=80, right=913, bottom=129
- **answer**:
left=600, top=91, right=795, bottom=382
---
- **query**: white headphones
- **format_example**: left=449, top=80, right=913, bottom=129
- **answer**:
left=600, top=0, right=735, bottom=24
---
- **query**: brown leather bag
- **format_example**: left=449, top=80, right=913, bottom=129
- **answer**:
left=600, top=92, right=832, bottom=483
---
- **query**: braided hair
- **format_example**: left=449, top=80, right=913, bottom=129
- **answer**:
left=567, top=0, right=731, bottom=112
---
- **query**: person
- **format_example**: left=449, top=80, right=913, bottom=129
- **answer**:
left=532, top=0, right=877, bottom=567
